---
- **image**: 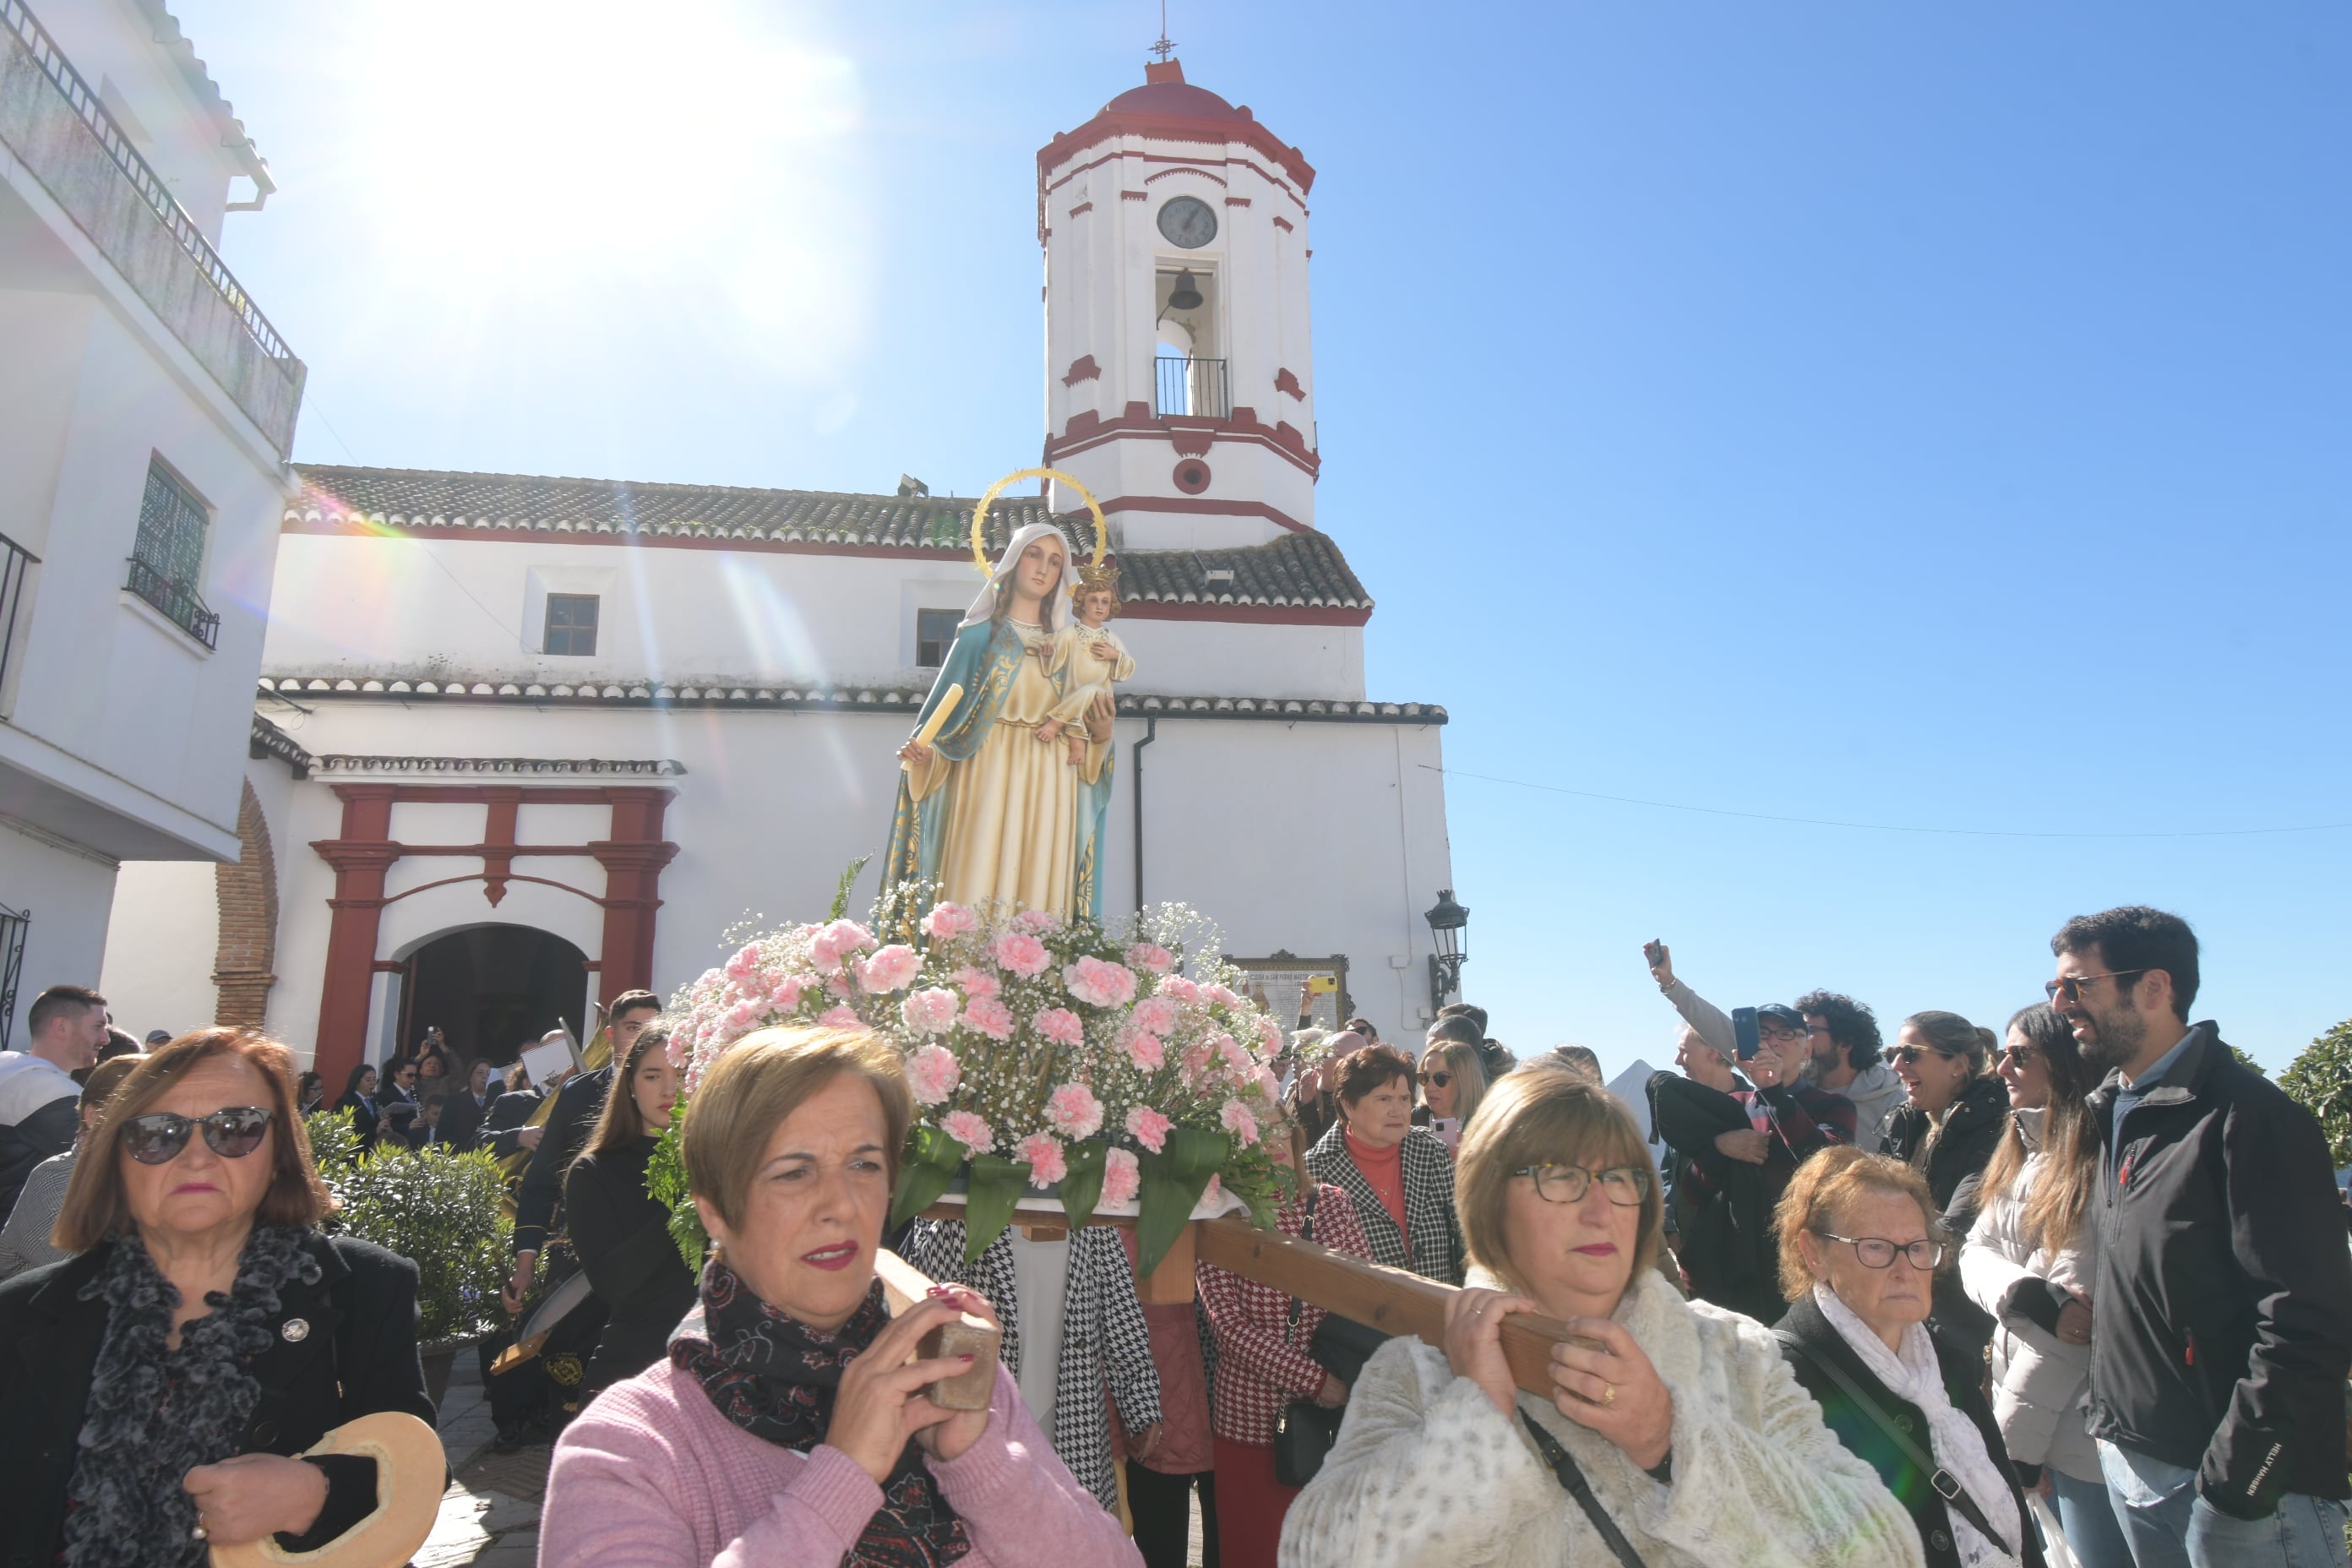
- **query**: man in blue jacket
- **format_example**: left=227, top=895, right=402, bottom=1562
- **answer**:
left=2052, top=906, right=2352, bottom=1566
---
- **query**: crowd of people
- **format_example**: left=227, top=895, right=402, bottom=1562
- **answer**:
left=0, top=902, right=2345, bottom=1568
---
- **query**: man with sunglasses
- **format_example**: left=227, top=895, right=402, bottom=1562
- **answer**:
left=2051, top=906, right=2352, bottom=1566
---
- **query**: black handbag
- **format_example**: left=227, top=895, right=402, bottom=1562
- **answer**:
left=1271, top=1191, right=1375, bottom=1487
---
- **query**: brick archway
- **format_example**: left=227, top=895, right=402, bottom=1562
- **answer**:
left=213, top=779, right=280, bottom=1026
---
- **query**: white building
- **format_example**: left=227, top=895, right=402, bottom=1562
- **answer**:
left=2, top=0, right=304, bottom=1045
left=102, top=59, right=1463, bottom=1088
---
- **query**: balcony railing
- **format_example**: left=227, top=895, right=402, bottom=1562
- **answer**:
left=1, top=0, right=293, bottom=363
left=125, top=555, right=220, bottom=650
left=0, top=532, right=35, bottom=706
left=1155, top=356, right=1230, bottom=420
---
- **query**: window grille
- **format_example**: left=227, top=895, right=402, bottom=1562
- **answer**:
left=544, top=593, right=600, bottom=656
left=916, top=607, right=961, bottom=669
left=127, top=463, right=218, bottom=647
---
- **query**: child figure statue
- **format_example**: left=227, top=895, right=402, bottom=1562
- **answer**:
left=1036, top=561, right=1135, bottom=767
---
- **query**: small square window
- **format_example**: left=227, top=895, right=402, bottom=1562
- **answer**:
left=544, top=593, right=600, bottom=656
left=916, top=607, right=960, bottom=668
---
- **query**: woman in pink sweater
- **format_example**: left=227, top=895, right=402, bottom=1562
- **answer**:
left=543, top=1023, right=1140, bottom=1568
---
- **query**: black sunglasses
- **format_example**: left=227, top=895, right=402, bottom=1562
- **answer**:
left=119, top=1107, right=272, bottom=1165
left=1418, top=1070, right=1451, bottom=1089
left=1892, top=1046, right=1960, bottom=1066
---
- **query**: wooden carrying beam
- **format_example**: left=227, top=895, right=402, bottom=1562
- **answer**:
left=1195, top=1213, right=1598, bottom=1402
left=874, top=1248, right=1001, bottom=1411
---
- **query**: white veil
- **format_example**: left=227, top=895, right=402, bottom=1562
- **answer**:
left=959, top=520, right=1078, bottom=632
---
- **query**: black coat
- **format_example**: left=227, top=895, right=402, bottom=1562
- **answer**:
left=1775, top=1292, right=2044, bottom=1568
left=2084, top=1022, right=2352, bottom=1513
left=564, top=1138, right=697, bottom=1391
left=438, top=1085, right=502, bottom=1153
left=333, top=1091, right=380, bottom=1146
left=514, top=1066, right=612, bottom=1255
left=0, top=1231, right=438, bottom=1568
left=481, top=1084, right=545, bottom=1161
left=1881, top=1074, right=2009, bottom=1362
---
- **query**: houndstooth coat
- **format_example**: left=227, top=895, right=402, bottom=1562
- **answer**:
left=1306, top=1121, right=1466, bottom=1285
left=899, top=1219, right=1163, bottom=1511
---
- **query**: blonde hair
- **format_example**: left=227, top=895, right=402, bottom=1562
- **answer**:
left=680, top=1025, right=912, bottom=1231
left=55, top=1030, right=330, bottom=1251
left=1420, top=1037, right=1489, bottom=1128
left=1456, top=1064, right=1665, bottom=1293
left=1772, top=1146, right=1944, bottom=1304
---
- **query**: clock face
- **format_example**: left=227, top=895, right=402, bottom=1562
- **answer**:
left=1157, top=195, right=1218, bottom=250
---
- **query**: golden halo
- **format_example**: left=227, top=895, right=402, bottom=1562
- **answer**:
left=969, top=467, right=1109, bottom=576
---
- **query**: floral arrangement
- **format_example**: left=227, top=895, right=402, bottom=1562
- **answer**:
left=649, top=888, right=1288, bottom=1276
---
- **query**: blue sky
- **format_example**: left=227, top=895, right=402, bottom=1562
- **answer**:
left=173, top=1, right=2350, bottom=1080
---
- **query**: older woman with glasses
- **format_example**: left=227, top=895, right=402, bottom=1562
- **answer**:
left=1283, top=1063, right=1923, bottom=1568
left=0, top=1029, right=436, bottom=1566
left=1775, top=1147, right=2042, bottom=1568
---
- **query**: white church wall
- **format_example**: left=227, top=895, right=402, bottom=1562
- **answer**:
left=0, top=818, right=118, bottom=1045
left=264, top=531, right=1368, bottom=700
left=97, top=853, right=215, bottom=1038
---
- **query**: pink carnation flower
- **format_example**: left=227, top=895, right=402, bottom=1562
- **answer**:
left=857, top=943, right=922, bottom=994
left=1201, top=1173, right=1223, bottom=1210
left=1121, top=1029, right=1166, bottom=1071
left=810, top=918, right=876, bottom=972
left=1125, top=1105, right=1173, bottom=1154
left=1218, top=1034, right=1254, bottom=1077
left=665, top=1033, right=690, bottom=1069
left=1045, top=1082, right=1105, bottom=1141
left=963, top=998, right=1015, bottom=1041
left=826, top=974, right=852, bottom=999
left=1016, top=1131, right=1069, bottom=1188
left=1255, top=1065, right=1282, bottom=1101
left=906, top=1044, right=962, bottom=1107
left=724, top=999, right=760, bottom=1032
left=951, top=966, right=1000, bottom=1003
left=1158, top=976, right=1202, bottom=1004
left=1126, top=943, right=1176, bottom=975
left=1015, top=908, right=1063, bottom=934
left=900, top=987, right=961, bottom=1036
left=1220, top=1098, right=1260, bottom=1146
left=1062, top=956, right=1138, bottom=1009
left=1181, top=1041, right=1216, bottom=1081
left=1102, top=1147, right=1142, bottom=1206
left=939, top=1109, right=994, bottom=1156
left=769, top=977, right=805, bottom=1010
left=1129, top=996, right=1179, bottom=1037
left=922, top=902, right=977, bottom=939
left=725, top=943, right=763, bottom=983
left=817, top=1004, right=863, bottom=1029
left=1204, top=983, right=1243, bottom=1010
left=992, top=932, right=1052, bottom=978
left=1034, top=1008, right=1086, bottom=1048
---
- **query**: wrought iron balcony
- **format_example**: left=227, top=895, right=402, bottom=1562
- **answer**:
left=125, top=555, right=220, bottom=650
left=0, top=531, right=35, bottom=708
left=1155, top=356, right=1230, bottom=420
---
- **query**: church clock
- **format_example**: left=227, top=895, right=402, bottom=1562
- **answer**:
left=1157, top=195, right=1217, bottom=249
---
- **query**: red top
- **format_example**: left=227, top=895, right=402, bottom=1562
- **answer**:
left=1343, top=1128, right=1409, bottom=1247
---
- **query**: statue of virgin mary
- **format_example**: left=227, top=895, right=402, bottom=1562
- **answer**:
left=883, top=522, right=1104, bottom=922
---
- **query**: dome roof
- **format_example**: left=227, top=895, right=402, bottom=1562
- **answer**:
left=1102, top=78, right=1244, bottom=121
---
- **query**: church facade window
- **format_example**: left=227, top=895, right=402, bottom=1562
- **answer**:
left=543, top=592, right=600, bottom=656
left=129, top=460, right=220, bottom=648
left=915, top=607, right=960, bottom=668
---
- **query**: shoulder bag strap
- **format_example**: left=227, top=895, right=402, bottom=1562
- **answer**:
left=1518, top=1410, right=1647, bottom=1568
left=1286, top=1190, right=1318, bottom=1340
left=1773, top=1331, right=2012, bottom=1554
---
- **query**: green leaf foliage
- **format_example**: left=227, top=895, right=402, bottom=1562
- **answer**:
left=961, top=1154, right=1033, bottom=1262
left=830, top=855, right=874, bottom=923
left=325, top=1141, right=514, bottom=1345
left=2230, top=1044, right=2269, bottom=1080
left=1135, top=1127, right=1229, bottom=1278
left=646, top=1110, right=707, bottom=1273
left=2280, top=1016, right=2352, bottom=1170
left=302, top=1108, right=364, bottom=1173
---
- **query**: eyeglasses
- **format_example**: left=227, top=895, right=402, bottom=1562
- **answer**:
left=1418, top=1070, right=1451, bottom=1089
left=1757, top=1026, right=1807, bottom=1045
left=1999, top=1045, right=2039, bottom=1068
left=1514, top=1164, right=1651, bottom=1206
left=1817, top=1231, right=1946, bottom=1271
left=119, top=1107, right=273, bottom=1165
left=1891, top=1047, right=1960, bottom=1066
left=2045, top=971, right=2144, bottom=1005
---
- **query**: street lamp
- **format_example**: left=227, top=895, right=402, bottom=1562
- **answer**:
left=1424, top=888, right=1469, bottom=1017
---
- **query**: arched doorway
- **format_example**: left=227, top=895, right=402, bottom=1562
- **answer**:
left=396, top=924, right=591, bottom=1069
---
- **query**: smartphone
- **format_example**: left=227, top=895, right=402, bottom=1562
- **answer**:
left=1642, top=939, right=1666, bottom=970
left=1731, top=1006, right=1761, bottom=1062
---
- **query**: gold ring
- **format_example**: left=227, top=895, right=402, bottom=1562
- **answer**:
left=1602, top=1382, right=1616, bottom=1407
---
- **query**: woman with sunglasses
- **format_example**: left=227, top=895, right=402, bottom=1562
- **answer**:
left=1775, top=1147, right=2042, bottom=1568
left=1286, top=1064, right=1921, bottom=1567
left=0, top=1029, right=436, bottom=1565
left=1415, top=1034, right=1488, bottom=1152
left=1958, top=1006, right=2131, bottom=1568
left=1881, top=1011, right=2010, bottom=1362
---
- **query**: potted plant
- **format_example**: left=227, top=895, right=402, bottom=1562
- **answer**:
left=316, top=1127, right=513, bottom=1409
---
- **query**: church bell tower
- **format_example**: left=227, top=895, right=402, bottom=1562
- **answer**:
left=1038, top=60, right=1320, bottom=551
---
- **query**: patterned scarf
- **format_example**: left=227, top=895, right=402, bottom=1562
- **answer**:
left=63, top=1224, right=321, bottom=1568
left=668, top=1255, right=971, bottom=1568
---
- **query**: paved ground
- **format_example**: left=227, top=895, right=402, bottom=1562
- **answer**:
left=416, top=1360, right=1206, bottom=1565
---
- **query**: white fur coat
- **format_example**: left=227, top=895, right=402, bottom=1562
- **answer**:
left=1278, top=1268, right=1925, bottom=1568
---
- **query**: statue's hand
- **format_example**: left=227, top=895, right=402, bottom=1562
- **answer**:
left=898, top=741, right=934, bottom=769
left=1088, top=690, right=1116, bottom=734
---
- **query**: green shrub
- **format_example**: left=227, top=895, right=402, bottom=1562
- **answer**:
left=2281, top=1017, right=2352, bottom=1170
left=302, top=1108, right=363, bottom=1173
left=326, top=1141, right=513, bottom=1344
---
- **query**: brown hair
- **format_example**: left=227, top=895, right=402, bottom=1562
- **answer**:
left=54, top=1029, right=331, bottom=1251
left=681, top=1025, right=912, bottom=1231
left=1333, top=1043, right=1416, bottom=1113
left=1977, top=1003, right=2102, bottom=1258
left=609, top=989, right=662, bottom=1021
left=1772, top=1146, right=1943, bottom=1304
left=576, top=1018, right=673, bottom=1168
left=79, top=1054, right=146, bottom=1120
left=1903, top=1010, right=1995, bottom=1075
left=1456, top=1064, right=1665, bottom=1291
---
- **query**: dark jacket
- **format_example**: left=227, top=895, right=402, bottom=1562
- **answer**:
left=481, top=1083, right=544, bottom=1161
left=2084, top=1021, right=2352, bottom=1514
left=1881, top=1074, right=2009, bottom=1362
left=0, top=1065, right=79, bottom=1223
left=0, top=1231, right=438, bottom=1568
left=334, top=1090, right=381, bottom=1146
left=514, top=1065, right=612, bottom=1255
left=1304, top=1121, right=1463, bottom=1285
left=438, top=1084, right=501, bottom=1153
left=565, top=1137, right=697, bottom=1391
left=1775, top=1291, right=2044, bottom=1568
left=1649, top=1072, right=1850, bottom=1323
